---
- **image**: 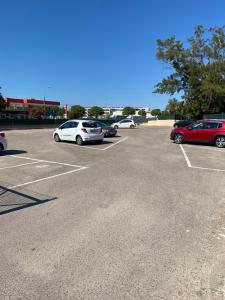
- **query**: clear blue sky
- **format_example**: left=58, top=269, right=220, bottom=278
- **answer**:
left=1, top=0, right=225, bottom=109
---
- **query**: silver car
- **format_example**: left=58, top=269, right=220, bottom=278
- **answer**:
left=53, top=120, right=104, bottom=145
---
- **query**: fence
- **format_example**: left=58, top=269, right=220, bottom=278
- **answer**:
left=203, top=113, right=225, bottom=120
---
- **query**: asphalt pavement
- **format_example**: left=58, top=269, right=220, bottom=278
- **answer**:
left=1, top=126, right=225, bottom=299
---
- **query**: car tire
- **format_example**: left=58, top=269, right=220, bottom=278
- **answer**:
left=76, top=135, right=83, bottom=145
left=114, top=125, right=118, bottom=129
left=174, top=133, right=184, bottom=144
left=130, top=124, right=134, bottom=128
left=54, top=134, right=61, bottom=142
left=215, top=136, right=225, bottom=148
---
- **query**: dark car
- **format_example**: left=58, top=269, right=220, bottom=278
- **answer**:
left=170, top=119, right=225, bottom=148
left=173, top=119, right=194, bottom=128
left=95, top=121, right=117, bottom=137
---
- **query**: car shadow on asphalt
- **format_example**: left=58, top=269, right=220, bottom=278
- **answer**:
left=1, top=150, right=28, bottom=156
left=0, top=186, right=57, bottom=216
left=184, top=141, right=216, bottom=148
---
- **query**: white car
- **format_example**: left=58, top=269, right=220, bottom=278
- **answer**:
left=0, top=132, right=7, bottom=153
left=111, top=119, right=136, bottom=129
left=53, top=120, right=104, bottom=145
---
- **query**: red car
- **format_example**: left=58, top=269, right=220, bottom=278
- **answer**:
left=170, top=119, right=225, bottom=148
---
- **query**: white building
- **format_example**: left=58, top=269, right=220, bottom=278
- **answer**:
left=84, top=106, right=153, bottom=118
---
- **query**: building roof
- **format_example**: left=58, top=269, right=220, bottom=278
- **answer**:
left=5, top=98, right=60, bottom=106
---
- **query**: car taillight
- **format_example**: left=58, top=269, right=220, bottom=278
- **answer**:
left=0, top=132, right=5, bottom=138
left=81, top=128, right=88, bottom=133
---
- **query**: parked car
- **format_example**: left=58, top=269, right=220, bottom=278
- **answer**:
left=95, top=121, right=117, bottom=137
left=53, top=120, right=104, bottom=145
left=0, top=132, right=7, bottom=153
left=173, top=119, right=194, bottom=128
left=170, top=119, right=225, bottom=148
left=111, top=119, right=136, bottom=129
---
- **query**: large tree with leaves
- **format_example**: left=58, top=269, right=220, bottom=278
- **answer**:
left=155, top=25, right=225, bottom=117
left=89, top=106, right=104, bottom=118
left=122, top=106, right=135, bottom=116
left=69, top=105, right=86, bottom=119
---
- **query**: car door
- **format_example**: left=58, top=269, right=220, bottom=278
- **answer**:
left=65, top=121, right=79, bottom=141
left=59, top=121, right=77, bottom=141
left=198, top=122, right=219, bottom=141
left=185, top=122, right=204, bottom=141
left=120, top=120, right=131, bottom=128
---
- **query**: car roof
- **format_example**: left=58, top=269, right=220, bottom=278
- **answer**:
left=68, top=119, right=96, bottom=122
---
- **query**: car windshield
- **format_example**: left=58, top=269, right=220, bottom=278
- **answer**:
left=82, top=122, right=98, bottom=128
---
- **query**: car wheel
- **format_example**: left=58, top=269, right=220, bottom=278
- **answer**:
left=130, top=124, right=134, bottom=128
left=114, top=125, right=118, bottom=129
left=76, top=135, right=83, bottom=145
left=215, top=136, right=225, bottom=148
left=54, top=133, right=61, bottom=142
left=174, top=133, right=184, bottom=144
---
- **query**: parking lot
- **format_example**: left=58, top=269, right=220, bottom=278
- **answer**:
left=1, top=126, right=225, bottom=299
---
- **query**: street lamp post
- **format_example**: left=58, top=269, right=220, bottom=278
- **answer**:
left=43, top=86, right=51, bottom=118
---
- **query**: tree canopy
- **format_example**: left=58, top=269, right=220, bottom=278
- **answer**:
left=154, top=25, right=225, bottom=118
left=122, top=106, right=135, bottom=116
left=151, top=109, right=161, bottom=116
left=89, top=106, right=104, bottom=117
left=69, top=105, right=86, bottom=119
left=138, top=109, right=146, bottom=117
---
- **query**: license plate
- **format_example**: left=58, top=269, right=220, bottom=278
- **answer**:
left=90, top=129, right=98, bottom=133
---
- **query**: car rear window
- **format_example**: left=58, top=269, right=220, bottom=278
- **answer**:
left=82, top=122, right=98, bottom=128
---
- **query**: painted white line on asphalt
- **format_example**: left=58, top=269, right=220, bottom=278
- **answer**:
left=8, top=166, right=88, bottom=189
left=0, top=161, right=40, bottom=170
left=102, top=137, right=128, bottom=150
left=179, top=145, right=192, bottom=167
left=60, top=137, right=128, bottom=151
left=191, top=166, right=225, bottom=173
left=9, top=155, right=84, bottom=168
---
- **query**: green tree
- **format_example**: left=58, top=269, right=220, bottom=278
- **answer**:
left=122, top=106, right=135, bottom=116
left=46, top=106, right=64, bottom=118
left=154, top=25, right=225, bottom=117
left=165, top=98, right=181, bottom=114
left=89, top=106, right=104, bottom=118
left=0, top=91, right=8, bottom=110
left=151, top=109, right=161, bottom=116
left=138, top=109, right=146, bottom=116
left=69, top=105, right=86, bottom=119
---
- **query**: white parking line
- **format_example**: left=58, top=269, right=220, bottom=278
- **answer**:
left=191, top=166, right=225, bottom=172
left=0, top=161, right=40, bottom=170
left=179, top=145, right=225, bottom=173
left=60, top=137, right=128, bottom=151
left=101, top=137, right=128, bottom=150
left=179, top=145, right=192, bottom=167
left=9, top=155, right=84, bottom=168
left=8, top=166, right=88, bottom=189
